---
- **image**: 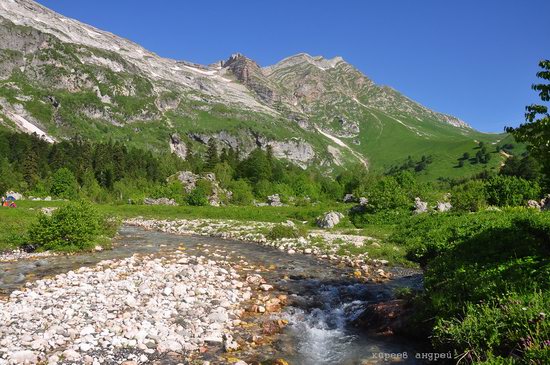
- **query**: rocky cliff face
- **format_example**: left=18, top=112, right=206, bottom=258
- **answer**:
left=0, top=0, right=483, bottom=172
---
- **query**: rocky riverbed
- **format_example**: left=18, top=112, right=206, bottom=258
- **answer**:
left=125, top=218, right=392, bottom=280
left=0, top=250, right=253, bottom=365
left=1, top=223, right=424, bottom=365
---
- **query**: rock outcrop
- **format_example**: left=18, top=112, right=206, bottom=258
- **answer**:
left=169, top=133, right=187, bottom=159
left=173, top=171, right=231, bottom=207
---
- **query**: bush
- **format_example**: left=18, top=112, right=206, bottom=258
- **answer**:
left=396, top=209, right=550, bottom=363
left=484, top=175, right=541, bottom=207
left=266, top=224, right=304, bottom=240
left=451, top=180, right=487, bottom=212
left=28, top=200, right=116, bottom=251
left=356, top=176, right=410, bottom=213
left=228, top=179, right=254, bottom=206
left=186, top=180, right=211, bottom=206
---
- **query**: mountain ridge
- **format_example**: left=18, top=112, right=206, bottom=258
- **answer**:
left=0, top=0, right=505, bottom=179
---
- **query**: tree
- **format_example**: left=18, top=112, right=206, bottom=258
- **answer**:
left=237, top=148, right=271, bottom=184
left=506, top=60, right=550, bottom=177
left=50, top=167, right=79, bottom=199
left=205, top=139, right=219, bottom=171
left=500, top=155, right=542, bottom=181
left=22, top=151, right=39, bottom=187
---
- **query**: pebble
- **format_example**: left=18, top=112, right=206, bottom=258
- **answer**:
left=0, top=253, right=250, bottom=363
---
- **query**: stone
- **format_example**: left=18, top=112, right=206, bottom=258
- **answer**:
left=413, top=197, right=428, bottom=214
left=316, top=211, right=344, bottom=229
left=9, top=350, right=38, bottom=364
left=62, top=349, right=81, bottom=361
left=540, top=194, right=550, bottom=211
left=143, top=197, right=178, bottom=206
left=343, top=193, right=356, bottom=203
left=435, top=201, right=452, bottom=212
left=267, top=194, right=283, bottom=207
left=527, top=199, right=541, bottom=210
left=245, top=274, right=265, bottom=286
left=6, top=191, right=23, bottom=200
left=157, top=340, right=183, bottom=353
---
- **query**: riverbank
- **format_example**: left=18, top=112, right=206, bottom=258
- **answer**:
left=125, top=217, right=400, bottom=281
left=0, top=249, right=255, bottom=364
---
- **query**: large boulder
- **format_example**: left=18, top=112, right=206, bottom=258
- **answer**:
left=413, top=197, right=428, bottom=214
left=6, top=191, right=23, bottom=200
left=316, top=211, right=344, bottom=229
left=526, top=194, right=550, bottom=211
left=176, top=171, right=199, bottom=193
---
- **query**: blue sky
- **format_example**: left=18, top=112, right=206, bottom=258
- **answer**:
left=36, top=0, right=549, bottom=132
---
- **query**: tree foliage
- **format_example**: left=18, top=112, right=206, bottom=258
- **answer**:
left=506, top=59, right=550, bottom=178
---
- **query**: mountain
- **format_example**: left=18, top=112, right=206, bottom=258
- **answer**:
left=0, top=0, right=506, bottom=178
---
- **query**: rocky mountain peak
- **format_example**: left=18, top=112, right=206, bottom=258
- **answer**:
left=264, top=53, right=345, bottom=74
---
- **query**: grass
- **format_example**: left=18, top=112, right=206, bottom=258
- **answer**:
left=95, top=203, right=347, bottom=223
left=393, top=209, right=550, bottom=363
left=0, top=201, right=412, bottom=265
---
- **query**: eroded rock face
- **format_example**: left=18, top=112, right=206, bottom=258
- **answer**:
left=169, top=134, right=187, bottom=159
left=316, top=211, right=344, bottom=229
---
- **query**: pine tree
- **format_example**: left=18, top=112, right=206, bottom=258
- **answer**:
left=205, top=139, right=219, bottom=170
left=22, top=151, right=39, bottom=187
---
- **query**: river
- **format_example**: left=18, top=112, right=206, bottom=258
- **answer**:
left=0, top=226, right=427, bottom=364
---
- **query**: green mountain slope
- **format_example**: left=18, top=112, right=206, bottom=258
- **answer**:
left=0, top=0, right=511, bottom=180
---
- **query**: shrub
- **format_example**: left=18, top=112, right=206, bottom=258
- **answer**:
left=266, top=224, right=304, bottom=240
left=450, top=180, right=487, bottom=212
left=186, top=179, right=211, bottom=206
left=356, top=176, right=410, bottom=213
left=28, top=200, right=116, bottom=251
left=484, top=175, right=541, bottom=207
left=396, top=209, right=550, bottom=363
left=228, top=179, right=254, bottom=206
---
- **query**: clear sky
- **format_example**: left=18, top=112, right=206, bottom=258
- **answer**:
left=36, top=0, right=549, bottom=132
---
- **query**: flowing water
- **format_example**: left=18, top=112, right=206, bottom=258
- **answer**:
left=0, top=226, right=426, bottom=364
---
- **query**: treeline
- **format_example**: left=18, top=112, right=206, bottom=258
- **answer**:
left=0, top=131, right=185, bottom=201
left=0, top=131, right=346, bottom=204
